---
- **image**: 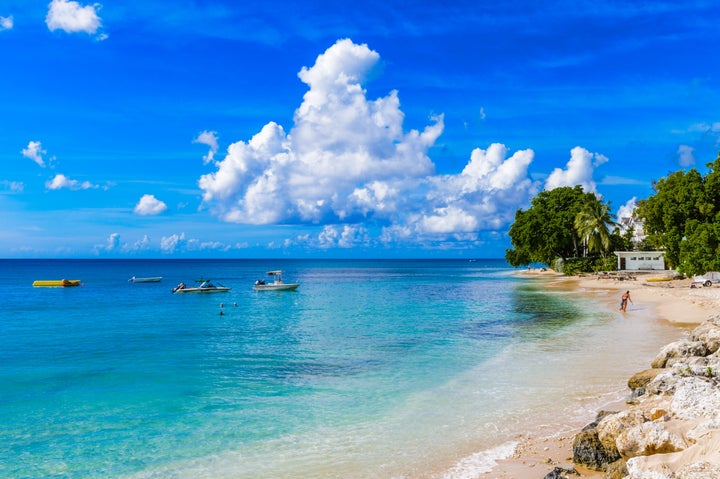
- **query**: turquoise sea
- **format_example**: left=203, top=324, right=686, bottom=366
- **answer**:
left=0, top=259, right=682, bottom=479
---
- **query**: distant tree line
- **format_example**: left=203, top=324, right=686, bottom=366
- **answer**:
left=505, top=152, right=720, bottom=276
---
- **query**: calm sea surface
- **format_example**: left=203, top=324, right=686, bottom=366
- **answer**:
left=0, top=259, right=681, bottom=478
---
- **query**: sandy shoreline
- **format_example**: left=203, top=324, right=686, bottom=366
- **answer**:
left=488, top=269, right=720, bottom=478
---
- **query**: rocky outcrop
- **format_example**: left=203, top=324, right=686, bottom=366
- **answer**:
left=572, top=411, right=623, bottom=470
left=573, top=427, right=620, bottom=471
left=650, top=340, right=708, bottom=368
left=569, top=313, right=720, bottom=479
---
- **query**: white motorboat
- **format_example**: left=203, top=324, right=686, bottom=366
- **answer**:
left=253, top=270, right=299, bottom=291
left=128, top=276, right=163, bottom=283
left=173, top=279, right=231, bottom=293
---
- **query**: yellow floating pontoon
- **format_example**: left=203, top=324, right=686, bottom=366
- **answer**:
left=645, top=277, right=673, bottom=283
left=32, top=279, right=82, bottom=287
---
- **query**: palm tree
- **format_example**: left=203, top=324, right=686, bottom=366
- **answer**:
left=574, top=198, right=617, bottom=257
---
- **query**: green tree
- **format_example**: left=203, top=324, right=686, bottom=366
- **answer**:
left=679, top=220, right=720, bottom=274
left=636, top=168, right=704, bottom=268
left=574, top=197, right=616, bottom=256
left=506, top=186, right=600, bottom=267
left=636, top=153, right=720, bottom=274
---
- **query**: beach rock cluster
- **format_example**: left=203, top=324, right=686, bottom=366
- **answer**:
left=570, top=313, right=720, bottom=479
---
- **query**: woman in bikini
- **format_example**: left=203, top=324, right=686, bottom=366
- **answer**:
left=619, top=290, right=633, bottom=312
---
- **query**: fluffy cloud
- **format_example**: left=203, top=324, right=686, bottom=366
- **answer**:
left=198, top=39, right=542, bottom=245
left=0, top=15, right=13, bottom=30
left=46, top=0, right=105, bottom=39
left=46, top=173, right=97, bottom=190
left=417, top=144, right=537, bottom=234
left=545, top=146, right=608, bottom=193
left=22, top=141, right=48, bottom=167
left=317, top=224, right=370, bottom=248
left=199, top=39, right=443, bottom=226
left=193, top=130, right=219, bottom=164
left=134, top=194, right=167, bottom=215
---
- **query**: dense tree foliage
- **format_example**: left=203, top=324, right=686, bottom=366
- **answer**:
left=505, top=186, right=612, bottom=267
left=506, top=153, right=720, bottom=275
left=636, top=154, right=720, bottom=275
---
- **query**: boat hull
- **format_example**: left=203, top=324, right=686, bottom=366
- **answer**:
left=253, top=283, right=299, bottom=291
left=33, top=279, right=81, bottom=287
left=129, top=277, right=162, bottom=283
left=174, top=287, right=231, bottom=293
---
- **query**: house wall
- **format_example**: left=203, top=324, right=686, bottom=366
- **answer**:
left=615, top=252, right=665, bottom=271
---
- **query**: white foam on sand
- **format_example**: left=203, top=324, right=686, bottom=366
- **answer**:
left=441, top=441, right=518, bottom=479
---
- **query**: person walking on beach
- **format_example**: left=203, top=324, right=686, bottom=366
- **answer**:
left=619, top=290, right=633, bottom=312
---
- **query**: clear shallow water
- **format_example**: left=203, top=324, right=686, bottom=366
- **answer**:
left=0, top=259, right=680, bottom=478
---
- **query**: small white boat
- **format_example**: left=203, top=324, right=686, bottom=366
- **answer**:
left=128, top=276, right=162, bottom=283
left=253, top=270, right=299, bottom=291
left=173, top=280, right=231, bottom=293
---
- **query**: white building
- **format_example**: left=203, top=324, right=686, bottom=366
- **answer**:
left=614, top=251, right=666, bottom=271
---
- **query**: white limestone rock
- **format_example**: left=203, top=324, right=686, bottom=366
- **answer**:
left=651, top=341, right=708, bottom=369
left=616, top=421, right=688, bottom=458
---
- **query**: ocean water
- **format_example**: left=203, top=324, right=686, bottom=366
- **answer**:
left=0, top=259, right=682, bottom=479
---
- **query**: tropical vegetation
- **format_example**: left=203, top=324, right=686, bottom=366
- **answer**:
left=636, top=154, right=720, bottom=275
left=505, top=152, right=720, bottom=276
left=505, top=186, right=624, bottom=273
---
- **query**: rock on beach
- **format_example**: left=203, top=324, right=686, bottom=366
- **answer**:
left=571, top=313, right=720, bottom=479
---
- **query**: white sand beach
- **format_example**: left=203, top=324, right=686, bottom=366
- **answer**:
left=489, top=270, right=720, bottom=478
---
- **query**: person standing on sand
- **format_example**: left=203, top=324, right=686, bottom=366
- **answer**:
left=620, top=290, right=633, bottom=312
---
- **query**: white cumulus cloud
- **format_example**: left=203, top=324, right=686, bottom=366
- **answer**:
left=198, top=39, right=542, bottom=245
left=199, top=39, right=443, bottom=227
left=417, top=143, right=538, bottom=235
left=545, top=146, right=608, bottom=193
left=22, top=141, right=47, bottom=167
left=46, top=173, right=97, bottom=190
left=46, top=0, right=105, bottom=39
left=0, top=15, right=13, bottom=30
left=134, top=194, right=167, bottom=215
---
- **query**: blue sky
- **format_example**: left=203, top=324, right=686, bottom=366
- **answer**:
left=1, top=0, right=719, bottom=258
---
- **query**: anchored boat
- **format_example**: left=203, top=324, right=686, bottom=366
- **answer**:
left=172, top=279, right=230, bottom=293
left=128, top=276, right=163, bottom=283
left=253, top=271, right=299, bottom=291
